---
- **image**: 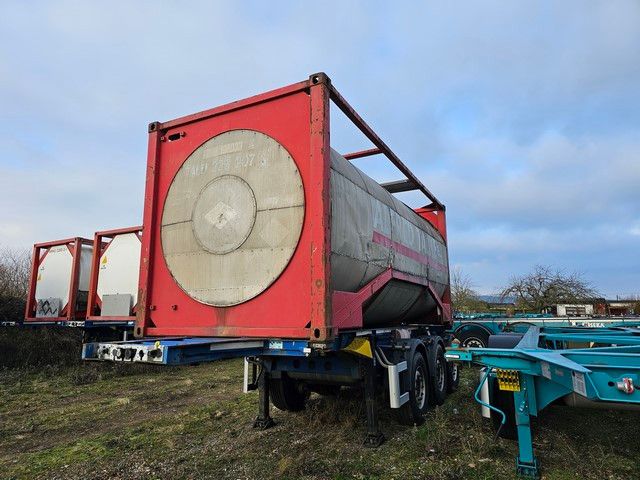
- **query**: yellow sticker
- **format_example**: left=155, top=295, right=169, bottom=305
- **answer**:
left=101, top=256, right=108, bottom=265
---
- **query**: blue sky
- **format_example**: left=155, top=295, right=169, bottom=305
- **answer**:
left=1, top=1, right=638, bottom=297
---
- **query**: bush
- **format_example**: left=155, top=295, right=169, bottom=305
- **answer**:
left=0, top=326, right=83, bottom=370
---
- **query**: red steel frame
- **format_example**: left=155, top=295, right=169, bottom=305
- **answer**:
left=86, top=226, right=143, bottom=322
left=24, top=237, right=93, bottom=323
left=135, top=73, right=450, bottom=340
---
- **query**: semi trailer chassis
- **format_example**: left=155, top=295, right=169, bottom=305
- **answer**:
left=84, top=325, right=458, bottom=445
left=446, top=325, right=640, bottom=478
left=452, top=315, right=640, bottom=348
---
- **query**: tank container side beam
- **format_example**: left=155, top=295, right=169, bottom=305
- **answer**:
left=87, top=226, right=142, bottom=322
left=151, top=80, right=311, bottom=132
left=24, top=237, right=93, bottom=323
left=327, top=83, right=445, bottom=212
left=379, top=179, right=419, bottom=194
left=342, top=148, right=381, bottom=160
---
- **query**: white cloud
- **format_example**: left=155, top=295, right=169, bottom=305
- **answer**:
left=0, top=1, right=638, bottom=296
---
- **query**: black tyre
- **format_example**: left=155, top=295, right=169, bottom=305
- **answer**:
left=309, top=384, right=341, bottom=396
left=396, top=351, right=430, bottom=425
left=446, top=360, right=460, bottom=393
left=456, top=327, right=490, bottom=348
left=270, top=374, right=308, bottom=412
left=431, top=344, right=448, bottom=405
left=490, top=378, right=517, bottom=440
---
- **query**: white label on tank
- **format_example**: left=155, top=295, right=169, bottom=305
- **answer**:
left=268, top=340, right=283, bottom=350
left=540, top=362, right=551, bottom=379
left=572, top=372, right=587, bottom=396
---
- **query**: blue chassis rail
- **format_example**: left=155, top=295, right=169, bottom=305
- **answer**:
left=446, top=325, right=640, bottom=478
left=82, top=337, right=316, bottom=365
left=81, top=328, right=425, bottom=365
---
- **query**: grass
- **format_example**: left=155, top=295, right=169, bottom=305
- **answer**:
left=1, top=332, right=640, bottom=479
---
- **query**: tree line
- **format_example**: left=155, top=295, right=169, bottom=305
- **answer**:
left=0, top=247, right=30, bottom=322
left=452, top=264, right=605, bottom=314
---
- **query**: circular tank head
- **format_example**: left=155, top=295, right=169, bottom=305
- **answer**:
left=192, top=175, right=257, bottom=255
left=161, top=129, right=304, bottom=307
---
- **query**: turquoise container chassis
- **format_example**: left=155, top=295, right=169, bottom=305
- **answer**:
left=446, top=325, right=640, bottom=478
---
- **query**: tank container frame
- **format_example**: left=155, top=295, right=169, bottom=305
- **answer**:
left=135, top=72, right=450, bottom=340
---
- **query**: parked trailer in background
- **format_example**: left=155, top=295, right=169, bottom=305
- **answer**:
left=452, top=315, right=640, bottom=348
left=447, top=324, right=640, bottom=478
left=86, top=226, right=142, bottom=326
left=20, top=230, right=142, bottom=339
left=24, top=237, right=93, bottom=325
left=85, top=73, right=458, bottom=442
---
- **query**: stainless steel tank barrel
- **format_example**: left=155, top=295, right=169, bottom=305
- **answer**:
left=330, top=149, right=448, bottom=325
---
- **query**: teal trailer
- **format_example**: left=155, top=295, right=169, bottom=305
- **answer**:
left=446, top=325, right=640, bottom=478
left=451, top=315, right=640, bottom=348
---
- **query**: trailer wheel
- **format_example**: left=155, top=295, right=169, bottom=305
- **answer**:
left=431, top=344, right=448, bottom=405
left=490, top=379, right=517, bottom=440
left=456, top=327, right=490, bottom=348
left=270, top=375, right=308, bottom=412
left=396, top=351, right=430, bottom=425
left=446, top=361, right=460, bottom=393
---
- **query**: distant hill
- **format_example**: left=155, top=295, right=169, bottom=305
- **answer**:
left=478, top=295, right=517, bottom=304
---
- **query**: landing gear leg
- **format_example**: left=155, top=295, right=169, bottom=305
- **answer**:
left=514, top=378, right=540, bottom=478
left=362, top=357, right=385, bottom=448
left=253, top=364, right=275, bottom=430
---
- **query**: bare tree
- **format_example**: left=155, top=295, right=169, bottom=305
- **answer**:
left=451, top=267, right=486, bottom=313
left=0, top=246, right=31, bottom=322
left=499, top=265, right=599, bottom=313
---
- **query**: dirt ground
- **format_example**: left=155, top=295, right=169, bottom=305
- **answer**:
left=1, top=355, right=640, bottom=480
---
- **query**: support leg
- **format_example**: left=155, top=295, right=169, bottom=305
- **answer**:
left=363, top=358, right=385, bottom=447
left=513, top=389, right=540, bottom=478
left=253, top=364, right=275, bottom=430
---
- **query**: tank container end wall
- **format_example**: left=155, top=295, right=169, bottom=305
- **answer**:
left=25, top=238, right=93, bottom=322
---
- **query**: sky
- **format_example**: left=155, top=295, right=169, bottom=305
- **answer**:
left=1, top=1, right=638, bottom=297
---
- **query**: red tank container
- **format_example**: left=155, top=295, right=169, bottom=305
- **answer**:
left=135, top=73, right=450, bottom=341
